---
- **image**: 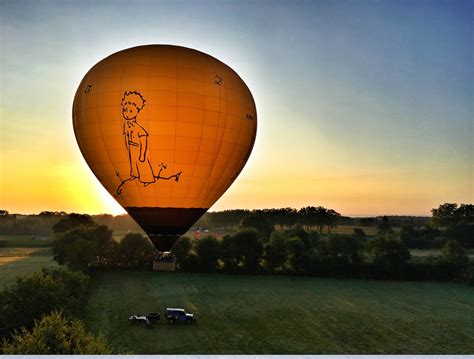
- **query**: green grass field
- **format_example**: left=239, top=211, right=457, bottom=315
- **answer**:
left=84, top=271, right=474, bottom=354
left=179, top=225, right=379, bottom=240
left=0, top=234, right=53, bottom=247
left=0, top=247, right=58, bottom=288
left=329, top=225, right=378, bottom=236
left=409, top=249, right=442, bottom=257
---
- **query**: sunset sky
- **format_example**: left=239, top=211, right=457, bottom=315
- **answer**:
left=0, top=0, right=472, bottom=216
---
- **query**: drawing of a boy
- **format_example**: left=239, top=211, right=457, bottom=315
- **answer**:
left=121, top=91, right=155, bottom=186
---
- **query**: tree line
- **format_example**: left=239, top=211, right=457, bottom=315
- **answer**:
left=0, top=206, right=432, bottom=236
left=170, top=230, right=472, bottom=283
left=0, top=211, right=140, bottom=236
left=400, top=203, right=473, bottom=249
left=197, top=208, right=432, bottom=229
left=48, top=204, right=473, bottom=284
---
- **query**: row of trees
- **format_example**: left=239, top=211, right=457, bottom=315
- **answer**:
left=199, top=209, right=434, bottom=229
left=171, top=228, right=472, bottom=283
left=200, top=206, right=342, bottom=232
left=0, top=206, right=343, bottom=235
left=53, top=226, right=154, bottom=272
left=4, top=202, right=470, bottom=242
left=49, top=208, right=473, bottom=282
left=51, top=213, right=156, bottom=271
left=47, top=212, right=347, bottom=272
left=398, top=203, right=474, bottom=249
left=0, top=267, right=110, bottom=353
left=431, top=203, right=474, bottom=227
left=0, top=212, right=140, bottom=235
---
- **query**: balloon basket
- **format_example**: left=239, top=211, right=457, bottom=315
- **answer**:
left=153, top=251, right=176, bottom=272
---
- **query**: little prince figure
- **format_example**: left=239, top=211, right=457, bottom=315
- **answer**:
left=121, top=91, right=155, bottom=186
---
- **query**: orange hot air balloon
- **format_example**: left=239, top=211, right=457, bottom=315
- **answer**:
left=73, top=45, right=257, bottom=252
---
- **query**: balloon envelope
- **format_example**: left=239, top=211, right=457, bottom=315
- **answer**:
left=73, top=45, right=257, bottom=251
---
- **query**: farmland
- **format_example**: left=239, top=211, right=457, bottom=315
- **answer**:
left=0, top=247, right=57, bottom=288
left=1, top=233, right=473, bottom=354
left=84, top=271, right=474, bottom=354
left=0, top=234, right=53, bottom=248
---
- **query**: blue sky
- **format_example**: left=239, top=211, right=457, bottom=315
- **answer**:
left=0, top=0, right=472, bottom=215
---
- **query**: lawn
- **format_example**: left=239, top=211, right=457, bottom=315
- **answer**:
left=330, top=225, right=378, bottom=236
left=0, top=234, right=53, bottom=247
left=84, top=271, right=474, bottom=354
left=410, top=249, right=442, bottom=257
left=0, top=247, right=58, bottom=288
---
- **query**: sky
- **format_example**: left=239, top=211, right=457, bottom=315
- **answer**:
left=0, top=0, right=472, bottom=216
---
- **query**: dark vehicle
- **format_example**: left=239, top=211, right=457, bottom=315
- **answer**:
left=146, top=312, right=161, bottom=321
left=165, top=308, right=196, bottom=324
left=128, top=312, right=160, bottom=327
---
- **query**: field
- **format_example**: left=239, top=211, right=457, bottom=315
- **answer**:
left=84, top=271, right=474, bottom=354
left=0, top=247, right=57, bottom=288
left=184, top=225, right=380, bottom=239
left=0, top=234, right=53, bottom=247
left=328, top=225, right=378, bottom=236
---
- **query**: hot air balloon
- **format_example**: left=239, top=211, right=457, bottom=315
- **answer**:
left=73, top=45, right=257, bottom=264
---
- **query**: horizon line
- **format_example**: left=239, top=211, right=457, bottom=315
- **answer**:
left=2, top=208, right=435, bottom=219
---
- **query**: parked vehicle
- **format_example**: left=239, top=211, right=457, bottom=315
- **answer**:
left=128, top=312, right=160, bottom=327
left=165, top=308, right=196, bottom=324
left=146, top=312, right=161, bottom=322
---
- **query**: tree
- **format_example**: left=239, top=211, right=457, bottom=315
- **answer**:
left=52, top=213, right=96, bottom=234
left=285, top=225, right=317, bottom=250
left=443, top=222, right=474, bottom=249
left=298, top=206, right=325, bottom=232
left=369, top=236, right=411, bottom=264
left=0, top=267, right=89, bottom=339
left=431, top=203, right=474, bottom=227
left=456, top=204, right=474, bottom=221
left=233, top=229, right=264, bottom=272
left=353, top=228, right=366, bottom=240
left=325, top=209, right=341, bottom=233
left=220, top=235, right=241, bottom=273
left=39, top=211, right=66, bottom=217
left=441, top=240, right=470, bottom=280
left=327, top=235, right=364, bottom=265
left=52, top=225, right=115, bottom=271
left=206, top=209, right=250, bottom=228
left=115, top=232, right=154, bottom=269
left=377, top=216, right=394, bottom=236
left=2, top=311, right=111, bottom=354
left=400, top=224, right=441, bottom=249
left=368, top=235, right=411, bottom=278
left=400, top=225, right=416, bottom=244
left=269, top=207, right=298, bottom=228
left=240, top=214, right=273, bottom=240
left=431, top=203, right=457, bottom=227
left=264, top=231, right=288, bottom=272
left=442, top=240, right=469, bottom=267
left=171, top=236, right=192, bottom=269
left=195, top=236, right=220, bottom=272
left=286, top=236, right=305, bottom=273
left=300, top=249, right=323, bottom=276
left=298, top=206, right=340, bottom=233
left=180, top=252, right=200, bottom=272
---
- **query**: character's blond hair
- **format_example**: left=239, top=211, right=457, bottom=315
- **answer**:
left=121, top=91, right=145, bottom=110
